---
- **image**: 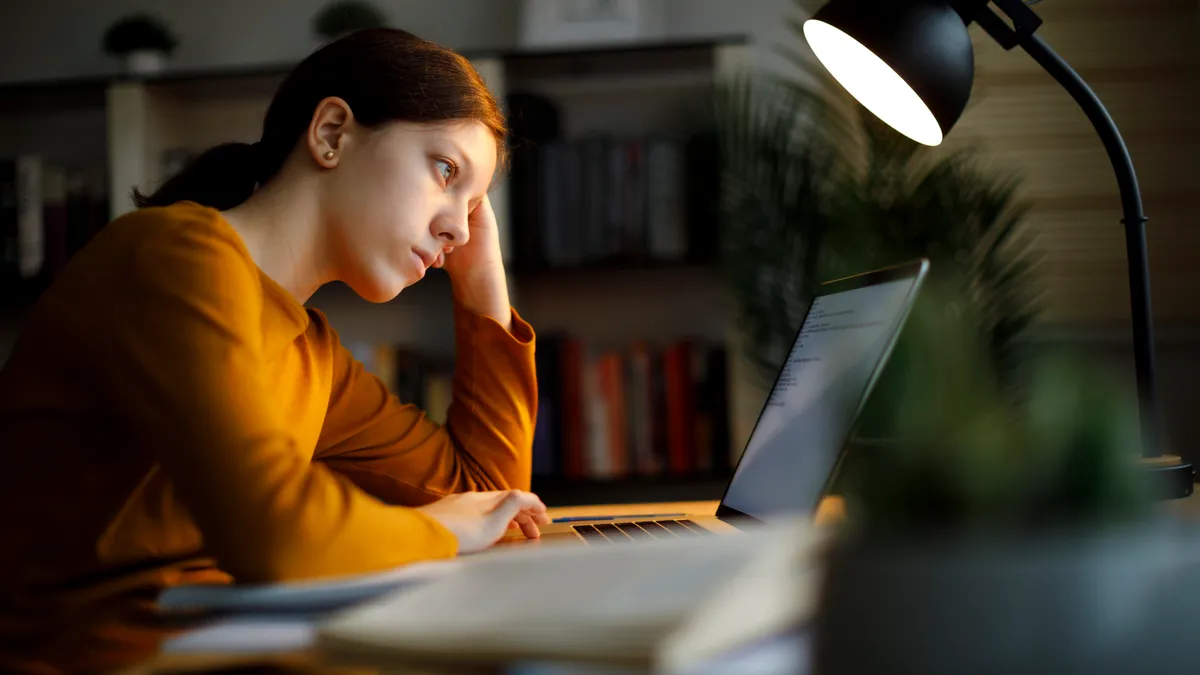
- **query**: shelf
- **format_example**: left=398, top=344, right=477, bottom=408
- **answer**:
left=0, top=76, right=109, bottom=115
left=0, top=36, right=749, bottom=103
left=530, top=476, right=730, bottom=507
left=502, top=36, right=747, bottom=76
left=144, top=72, right=287, bottom=103
left=510, top=70, right=718, bottom=99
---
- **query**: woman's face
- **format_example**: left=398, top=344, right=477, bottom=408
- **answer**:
left=321, top=117, right=497, bottom=302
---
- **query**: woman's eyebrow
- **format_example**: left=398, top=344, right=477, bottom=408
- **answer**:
left=446, top=140, right=475, bottom=177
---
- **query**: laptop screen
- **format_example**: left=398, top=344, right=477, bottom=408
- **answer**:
left=720, top=272, right=922, bottom=522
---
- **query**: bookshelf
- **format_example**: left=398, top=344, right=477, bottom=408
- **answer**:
left=0, top=76, right=112, bottom=358
left=0, top=36, right=760, bottom=506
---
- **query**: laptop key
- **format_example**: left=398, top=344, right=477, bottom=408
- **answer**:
left=674, top=519, right=713, bottom=535
left=573, top=525, right=609, bottom=543
left=634, top=521, right=673, bottom=538
left=594, top=523, right=631, bottom=541
left=657, top=520, right=699, bottom=536
left=614, top=522, right=652, bottom=539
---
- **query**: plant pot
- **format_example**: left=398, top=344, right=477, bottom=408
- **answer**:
left=814, top=525, right=1180, bottom=675
left=124, top=49, right=167, bottom=75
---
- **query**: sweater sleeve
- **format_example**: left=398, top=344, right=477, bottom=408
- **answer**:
left=313, top=301, right=537, bottom=505
left=93, top=214, right=458, bottom=583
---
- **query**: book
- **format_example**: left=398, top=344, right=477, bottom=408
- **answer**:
left=0, top=160, right=16, bottom=278
left=15, top=155, right=43, bottom=279
left=510, top=133, right=715, bottom=270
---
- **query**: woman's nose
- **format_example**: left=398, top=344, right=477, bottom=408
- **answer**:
left=436, top=217, right=469, bottom=246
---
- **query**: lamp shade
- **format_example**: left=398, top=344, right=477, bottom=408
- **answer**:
left=804, top=0, right=975, bottom=146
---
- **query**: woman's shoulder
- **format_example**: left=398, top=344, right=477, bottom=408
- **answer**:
left=98, top=200, right=254, bottom=268
left=52, top=201, right=260, bottom=305
left=109, top=200, right=239, bottom=245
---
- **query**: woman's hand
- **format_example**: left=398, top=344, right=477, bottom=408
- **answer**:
left=439, top=195, right=512, bottom=330
left=416, top=489, right=550, bottom=554
left=441, top=194, right=502, bottom=275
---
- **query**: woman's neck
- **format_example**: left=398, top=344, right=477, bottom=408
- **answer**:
left=220, top=173, right=333, bottom=304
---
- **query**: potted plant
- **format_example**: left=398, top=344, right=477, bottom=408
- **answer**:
left=312, top=1, right=387, bottom=42
left=102, top=14, right=178, bottom=75
left=811, top=288, right=1182, bottom=675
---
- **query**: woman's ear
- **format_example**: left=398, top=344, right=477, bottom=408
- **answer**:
left=306, top=96, right=354, bottom=169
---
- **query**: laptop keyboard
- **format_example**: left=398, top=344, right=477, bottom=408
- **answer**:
left=572, top=519, right=712, bottom=544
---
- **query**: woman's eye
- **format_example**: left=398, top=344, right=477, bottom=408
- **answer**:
left=435, top=159, right=455, bottom=185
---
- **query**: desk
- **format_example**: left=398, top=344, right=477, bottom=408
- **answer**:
left=118, top=500, right=734, bottom=675
left=117, top=491, right=1192, bottom=675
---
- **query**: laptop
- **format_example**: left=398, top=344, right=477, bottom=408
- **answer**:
left=524, top=259, right=929, bottom=546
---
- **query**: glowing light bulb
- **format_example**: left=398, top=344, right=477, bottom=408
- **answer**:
left=804, top=19, right=944, bottom=146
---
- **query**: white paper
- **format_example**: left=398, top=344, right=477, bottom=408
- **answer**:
left=157, top=559, right=462, bottom=614
left=161, top=616, right=316, bottom=654
left=318, top=520, right=816, bottom=666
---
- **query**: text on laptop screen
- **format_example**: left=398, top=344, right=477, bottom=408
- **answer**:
left=721, top=278, right=917, bottom=522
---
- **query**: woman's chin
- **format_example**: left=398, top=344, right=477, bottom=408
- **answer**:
left=348, top=276, right=410, bottom=304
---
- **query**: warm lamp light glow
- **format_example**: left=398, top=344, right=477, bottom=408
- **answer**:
left=803, top=19, right=944, bottom=146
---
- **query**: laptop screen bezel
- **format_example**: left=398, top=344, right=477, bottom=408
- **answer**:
left=714, top=259, right=930, bottom=524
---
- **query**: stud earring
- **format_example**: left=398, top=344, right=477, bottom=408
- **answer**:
left=323, top=150, right=335, bottom=160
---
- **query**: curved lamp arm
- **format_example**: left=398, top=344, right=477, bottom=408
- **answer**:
left=962, top=0, right=1161, bottom=457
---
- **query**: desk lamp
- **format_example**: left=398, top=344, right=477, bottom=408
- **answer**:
left=801, top=0, right=1192, bottom=497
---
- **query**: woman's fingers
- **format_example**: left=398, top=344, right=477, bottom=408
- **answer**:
left=486, top=490, right=546, bottom=516
left=511, top=512, right=542, bottom=539
left=484, top=491, right=545, bottom=534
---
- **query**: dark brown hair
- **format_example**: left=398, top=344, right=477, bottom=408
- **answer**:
left=133, top=28, right=507, bottom=210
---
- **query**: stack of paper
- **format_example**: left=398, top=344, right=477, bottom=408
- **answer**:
left=158, top=559, right=462, bottom=615
left=160, top=616, right=317, bottom=655
left=317, top=519, right=820, bottom=673
left=157, top=559, right=462, bottom=655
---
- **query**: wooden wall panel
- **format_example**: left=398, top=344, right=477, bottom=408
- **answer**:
left=1022, top=208, right=1200, bottom=323
left=972, top=12, right=1195, bottom=77
left=957, top=138, right=1197, bottom=200
left=962, top=80, right=1196, bottom=140
left=936, top=0, right=1200, bottom=326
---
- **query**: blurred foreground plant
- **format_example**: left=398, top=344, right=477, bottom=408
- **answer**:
left=839, top=284, right=1150, bottom=532
left=815, top=297, right=1157, bottom=675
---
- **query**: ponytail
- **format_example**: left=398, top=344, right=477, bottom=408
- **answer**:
left=132, top=142, right=263, bottom=211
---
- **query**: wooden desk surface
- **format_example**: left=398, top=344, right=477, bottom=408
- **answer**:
left=119, top=491, right=1194, bottom=674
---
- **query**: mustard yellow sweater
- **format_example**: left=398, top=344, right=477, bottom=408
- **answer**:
left=0, top=201, right=537, bottom=672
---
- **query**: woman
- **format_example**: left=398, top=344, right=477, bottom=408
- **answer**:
left=0, top=28, right=547, bottom=672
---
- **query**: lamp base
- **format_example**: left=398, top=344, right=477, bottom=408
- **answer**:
left=1141, top=455, right=1193, bottom=500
